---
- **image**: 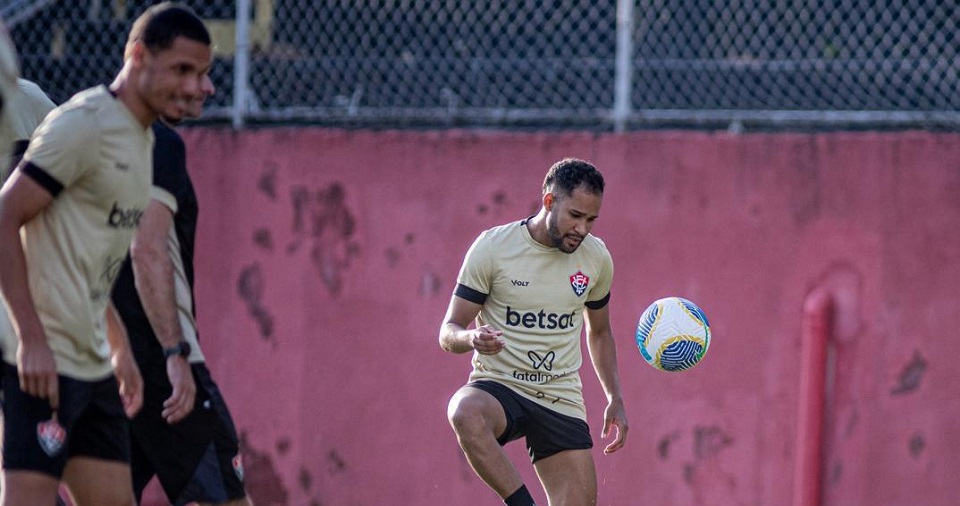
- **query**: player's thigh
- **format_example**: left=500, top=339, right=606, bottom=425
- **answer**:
left=0, top=469, right=61, bottom=506
left=62, top=457, right=136, bottom=506
left=533, top=449, right=597, bottom=506
left=447, top=385, right=508, bottom=438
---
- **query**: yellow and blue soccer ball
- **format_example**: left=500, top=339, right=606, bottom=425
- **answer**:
left=635, top=297, right=711, bottom=372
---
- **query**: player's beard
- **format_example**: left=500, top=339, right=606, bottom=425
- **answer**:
left=547, top=212, right=582, bottom=254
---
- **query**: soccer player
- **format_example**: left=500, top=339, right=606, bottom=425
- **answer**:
left=0, top=79, right=56, bottom=182
left=0, top=4, right=212, bottom=505
left=440, top=158, right=629, bottom=506
left=111, top=70, right=253, bottom=505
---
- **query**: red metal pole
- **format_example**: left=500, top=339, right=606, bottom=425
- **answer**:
left=793, top=289, right=833, bottom=506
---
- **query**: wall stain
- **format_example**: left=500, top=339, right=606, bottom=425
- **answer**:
left=240, top=432, right=289, bottom=506
left=890, top=350, right=926, bottom=395
left=476, top=191, right=511, bottom=217
left=693, top=425, right=734, bottom=460
left=385, top=247, right=401, bottom=268
left=829, top=460, right=843, bottom=485
left=299, top=465, right=313, bottom=492
left=385, top=233, right=419, bottom=269
left=790, top=139, right=822, bottom=226
left=657, top=431, right=681, bottom=460
left=259, top=162, right=279, bottom=201
left=253, top=228, right=273, bottom=252
left=420, top=269, right=441, bottom=297
left=237, top=263, right=275, bottom=341
left=909, top=432, right=926, bottom=458
left=275, top=437, right=290, bottom=456
left=327, top=449, right=347, bottom=475
left=287, top=182, right=360, bottom=297
left=843, top=408, right=859, bottom=439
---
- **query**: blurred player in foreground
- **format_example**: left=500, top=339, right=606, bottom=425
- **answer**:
left=0, top=4, right=212, bottom=505
left=0, top=79, right=56, bottom=182
left=0, top=78, right=56, bottom=184
left=111, top=66, right=253, bottom=506
left=440, top=158, right=628, bottom=506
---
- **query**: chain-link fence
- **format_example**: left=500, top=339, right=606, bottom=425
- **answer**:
left=2, top=0, right=958, bottom=130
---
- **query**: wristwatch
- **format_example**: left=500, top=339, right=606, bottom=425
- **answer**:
left=162, top=340, right=191, bottom=360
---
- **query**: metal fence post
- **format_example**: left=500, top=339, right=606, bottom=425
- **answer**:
left=612, top=0, right=634, bottom=132
left=232, top=0, right=252, bottom=128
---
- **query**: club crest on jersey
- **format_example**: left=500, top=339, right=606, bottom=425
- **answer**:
left=232, top=454, right=244, bottom=481
left=37, top=418, right=66, bottom=457
left=570, top=271, right=589, bottom=296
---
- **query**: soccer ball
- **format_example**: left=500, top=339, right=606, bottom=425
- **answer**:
left=635, top=297, right=711, bottom=372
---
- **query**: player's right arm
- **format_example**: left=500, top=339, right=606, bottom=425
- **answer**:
left=0, top=167, right=58, bottom=407
left=438, top=294, right=505, bottom=355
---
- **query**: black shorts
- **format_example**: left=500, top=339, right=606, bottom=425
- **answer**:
left=467, top=380, right=592, bottom=463
left=129, top=361, right=245, bottom=506
left=2, top=362, right=130, bottom=477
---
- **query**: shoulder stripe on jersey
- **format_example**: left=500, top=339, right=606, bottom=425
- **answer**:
left=20, top=162, right=63, bottom=197
left=585, top=291, right=610, bottom=310
left=454, top=283, right=487, bottom=305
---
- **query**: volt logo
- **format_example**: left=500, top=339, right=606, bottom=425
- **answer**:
left=528, top=350, right=555, bottom=371
left=511, top=279, right=529, bottom=286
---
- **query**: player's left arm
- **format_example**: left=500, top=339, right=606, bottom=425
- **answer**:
left=130, top=198, right=196, bottom=424
left=584, top=301, right=628, bottom=454
left=106, top=301, right=143, bottom=418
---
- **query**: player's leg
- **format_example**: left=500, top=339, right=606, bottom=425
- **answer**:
left=61, top=457, right=135, bottom=506
left=524, top=398, right=596, bottom=506
left=533, top=449, right=597, bottom=506
left=169, top=364, right=251, bottom=506
left=447, top=383, right=525, bottom=499
left=59, top=375, right=135, bottom=506
left=0, top=470, right=61, bottom=505
left=1, top=363, right=66, bottom=505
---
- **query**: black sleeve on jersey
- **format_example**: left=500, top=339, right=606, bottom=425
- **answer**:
left=4, top=140, right=29, bottom=175
left=20, top=161, right=63, bottom=197
left=585, top=291, right=610, bottom=310
left=454, top=283, right=487, bottom=305
left=11, top=139, right=29, bottom=159
left=151, top=122, right=187, bottom=199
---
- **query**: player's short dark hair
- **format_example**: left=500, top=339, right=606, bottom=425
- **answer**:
left=126, top=2, right=210, bottom=57
left=542, top=158, right=605, bottom=199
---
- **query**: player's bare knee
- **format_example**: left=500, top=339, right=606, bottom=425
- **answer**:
left=447, top=393, right=490, bottom=436
left=446, top=395, right=476, bottom=432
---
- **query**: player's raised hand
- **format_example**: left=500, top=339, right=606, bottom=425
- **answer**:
left=163, top=356, right=196, bottom=424
left=471, top=325, right=506, bottom=355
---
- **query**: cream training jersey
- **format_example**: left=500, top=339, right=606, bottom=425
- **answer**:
left=0, top=85, right=154, bottom=380
left=455, top=218, right=613, bottom=421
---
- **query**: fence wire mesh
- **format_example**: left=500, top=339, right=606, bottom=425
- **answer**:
left=2, top=0, right=958, bottom=129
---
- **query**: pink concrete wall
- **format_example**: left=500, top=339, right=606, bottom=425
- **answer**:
left=142, top=129, right=960, bottom=506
